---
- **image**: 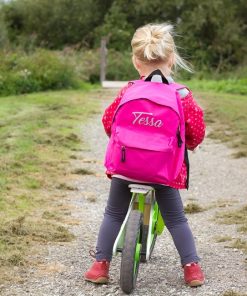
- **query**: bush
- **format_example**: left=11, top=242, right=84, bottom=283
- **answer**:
left=1, top=47, right=246, bottom=97
left=106, top=49, right=137, bottom=81
left=0, top=49, right=80, bottom=96
left=61, top=48, right=101, bottom=83
left=0, top=14, right=9, bottom=48
left=62, top=48, right=138, bottom=82
left=0, top=47, right=138, bottom=95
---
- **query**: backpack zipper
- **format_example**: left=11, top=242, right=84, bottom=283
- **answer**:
left=121, top=146, right=126, bottom=162
left=177, top=127, right=183, bottom=147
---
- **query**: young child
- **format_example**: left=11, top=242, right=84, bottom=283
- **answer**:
left=84, top=23, right=206, bottom=287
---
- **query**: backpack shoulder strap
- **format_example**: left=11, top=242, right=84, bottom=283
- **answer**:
left=169, top=82, right=189, bottom=98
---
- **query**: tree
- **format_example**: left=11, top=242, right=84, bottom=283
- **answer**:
left=94, top=0, right=134, bottom=50
left=2, top=0, right=105, bottom=48
left=175, top=0, right=247, bottom=72
left=0, top=0, right=246, bottom=72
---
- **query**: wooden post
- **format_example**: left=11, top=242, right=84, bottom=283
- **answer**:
left=100, top=37, right=107, bottom=84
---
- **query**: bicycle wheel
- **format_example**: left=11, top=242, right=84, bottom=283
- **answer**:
left=140, top=224, right=157, bottom=262
left=120, top=210, right=143, bottom=294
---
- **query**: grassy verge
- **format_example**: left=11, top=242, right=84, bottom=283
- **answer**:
left=194, top=91, right=247, bottom=157
left=183, top=79, right=247, bottom=95
left=215, top=205, right=247, bottom=254
left=0, top=88, right=99, bottom=282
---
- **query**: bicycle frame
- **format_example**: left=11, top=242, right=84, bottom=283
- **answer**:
left=113, top=184, right=164, bottom=261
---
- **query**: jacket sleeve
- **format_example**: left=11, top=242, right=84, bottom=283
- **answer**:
left=102, top=84, right=129, bottom=137
left=181, top=91, right=206, bottom=150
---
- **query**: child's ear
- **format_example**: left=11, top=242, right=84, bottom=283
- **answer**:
left=132, top=55, right=136, bottom=68
left=132, top=56, right=141, bottom=73
left=168, top=53, right=175, bottom=70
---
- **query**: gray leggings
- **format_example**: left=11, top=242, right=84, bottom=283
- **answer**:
left=96, top=177, right=200, bottom=266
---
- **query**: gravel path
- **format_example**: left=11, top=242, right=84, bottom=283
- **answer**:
left=1, top=89, right=247, bottom=296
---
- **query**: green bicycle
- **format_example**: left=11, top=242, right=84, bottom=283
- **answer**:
left=113, top=184, right=165, bottom=294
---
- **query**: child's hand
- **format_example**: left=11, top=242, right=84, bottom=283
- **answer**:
left=192, top=146, right=200, bottom=153
left=186, top=145, right=200, bottom=152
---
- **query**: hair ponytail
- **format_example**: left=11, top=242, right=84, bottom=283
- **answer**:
left=131, top=23, right=193, bottom=73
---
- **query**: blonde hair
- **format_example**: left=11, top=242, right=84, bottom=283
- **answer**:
left=131, top=23, right=192, bottom=73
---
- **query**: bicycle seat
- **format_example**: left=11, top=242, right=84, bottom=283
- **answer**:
left=128, top=184, right=154, bottom=194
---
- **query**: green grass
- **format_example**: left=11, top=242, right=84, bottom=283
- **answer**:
left=215, top=205, right=247, bottom=233
left=215, top=236, right=233, bottom=243
left=229, top=239, right=247, bottom=254
left=184, top=79, right=247, bottom=95
left=222, top=290, right=247, bottom=296
left=215, top=205, right=247, bottom=254
left=195, top=91, right=247, bottom=157
left=0, top=88, right=99, bottom=280
left=184, top=202, right=205, bottom=214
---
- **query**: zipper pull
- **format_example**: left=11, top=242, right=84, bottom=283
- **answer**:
left=121, top=146, right=126, bottom=162
left=177, top=128, right=183, bottom=148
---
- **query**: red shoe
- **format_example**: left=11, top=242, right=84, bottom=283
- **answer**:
left=84, top=260, right=110, bottom=284
left=183, top=262, right=205, bottom=287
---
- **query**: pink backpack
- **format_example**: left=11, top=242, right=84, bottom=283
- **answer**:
left=104, top=75, right=186, bottom=184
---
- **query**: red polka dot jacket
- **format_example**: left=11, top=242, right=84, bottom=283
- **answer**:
left=102, top=82, right=206, bottom=189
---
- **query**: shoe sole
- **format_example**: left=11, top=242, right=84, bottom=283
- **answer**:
left=85, top=277, right=108, bottom=284
left=187, top=280, right=204, bottom=287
